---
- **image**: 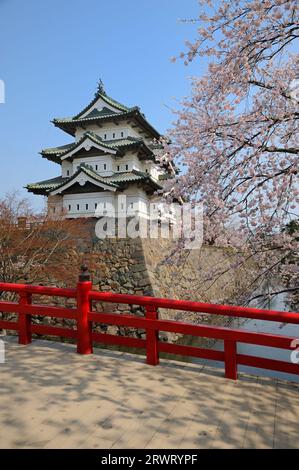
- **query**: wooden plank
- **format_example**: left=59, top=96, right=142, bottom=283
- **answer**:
left=0, top=283, right=76, bottom=298
left=0, top=302, right=77, bottom=319
left=31, top=324, right=77, bottom=339
left=158, top=342, right=224, bottom=361
left=89, top=312, right=297, bottom=350
left=89, top=291, right=299, bottom=324
left=92, top=332, right=146, bottom=349
left=0, top=320, right=18, bottom=331
left=237, top=354, right=299, bottom=376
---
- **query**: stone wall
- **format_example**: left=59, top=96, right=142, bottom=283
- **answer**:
left=84, top=219, right=248, bottom=341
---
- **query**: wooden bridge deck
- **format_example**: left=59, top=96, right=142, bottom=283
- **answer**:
left=0, top=337, right=298, bottom=449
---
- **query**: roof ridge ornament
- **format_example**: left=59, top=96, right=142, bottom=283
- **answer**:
left=95, top=79, right=106, bottom=97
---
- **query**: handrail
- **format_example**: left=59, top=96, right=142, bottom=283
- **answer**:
left=89, top=290, right=299, bottom=324
left=0, top=282, right=76, bottom=298
left=0, top=266, right=298, bottom=381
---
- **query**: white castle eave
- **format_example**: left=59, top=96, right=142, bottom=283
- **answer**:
left=60, top=136, right=117, bottom=161
left=50, top=171, right=117, bottom=196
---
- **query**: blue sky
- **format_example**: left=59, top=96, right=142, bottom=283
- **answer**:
left=0, top=0, right=204, bottom=210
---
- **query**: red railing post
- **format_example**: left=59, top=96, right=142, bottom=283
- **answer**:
left=146, top=305, right=159, bottom=366
left=76, top=265, right=93, bottom=355
left=224, top=339, right=237, bottom=380
left=18, top=291, right=32, bottom=345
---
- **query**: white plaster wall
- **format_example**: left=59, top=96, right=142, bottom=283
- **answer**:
left=63, top=192, right=115, bottom=218
left=113, top=153, right=142, bottom=173
left=59, top=186, right=153, bottom=219
left=61, top=161, right=73, bottom=178
left=122, top=185, right=150, bottom=218
left=47, top=185, right=167, bottom=220
left=71, top=152, right=145, bottom=175
left=75, top=122, right=143, bottom=142
left=72, top=155, right=114, bottom=176
left=59, top=151, right=165, bottom=186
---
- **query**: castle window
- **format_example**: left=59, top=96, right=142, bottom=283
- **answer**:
left=77, top=204, right=80, bottom=211
left=68, top=205, right=71, bottom=211
left=104, top=134, right=107, bottom=139
left=86, top=204, right=89, bottom=210
left=95, top=165, right=98, bottom=171
left=121, top=131, right=124, bottom=137
left=104, top=163, right=107, bottom=170
left=145, top=169, right=148, bottom=173
left=53, top=207, right=56, bottom=213
left=117, top=165, right=120, bottom=171
left=125, top=164, right=128, bottom=171
left=67, top=170, right=70, bottom=176
left=95, top=202, right=97, bottom=209
left=113, top=133, right=115, bottom=138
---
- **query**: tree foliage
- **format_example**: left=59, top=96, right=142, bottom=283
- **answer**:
left=168, top=0, right=299, bottom=301
left=0, top=192, right=87, bottom=298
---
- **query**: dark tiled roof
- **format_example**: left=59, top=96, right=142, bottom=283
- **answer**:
left=41, top=132, right=154, bottom=163
left=26, top=165, right=162, bottom=196
left=73, top=90, right=131, bottom=119
left=41, top=143, right=74, bottom=155
left=83, top=106, right=118, bottom=119
left=52, top=93, right=160, bottom=139
left=26, top=176, right=67, bottom=194
left=52, top=108, right=136, bottom=126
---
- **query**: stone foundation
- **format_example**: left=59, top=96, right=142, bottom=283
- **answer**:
left=82, top=219, right=247, bottom=340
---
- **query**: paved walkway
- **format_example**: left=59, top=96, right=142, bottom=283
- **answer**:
left=0, top=337, right=298, bottom=449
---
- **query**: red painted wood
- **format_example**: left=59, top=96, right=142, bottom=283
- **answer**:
left=92, top=332, right=146, bottom=349
left=88, top=312, right=296, bottom=350
left=224, top=340, right=238, bottom=380
left=158, top=342, right=225, bottom=361
left=89, top=291, right=299, bottom=324
left=0, top=283, right=76, bottom=298
left=237, top=354, right=299, bottom=376
left=76, top=280, right=93, bottom=354
left=0, top=302, right=77, bottom=319
left=18, top=292, right=32, bottom=345
left=146, top=306, right=159, bottom=366
left=31, top=324, right=77, bottom=339
left=0, top=320, right=19, bottom=331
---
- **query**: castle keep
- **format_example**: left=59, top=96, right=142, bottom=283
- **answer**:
left=26, top=81, right=175, bottom=219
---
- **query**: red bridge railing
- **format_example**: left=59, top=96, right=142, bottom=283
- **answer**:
left=0, top=265, right=298, bottom=380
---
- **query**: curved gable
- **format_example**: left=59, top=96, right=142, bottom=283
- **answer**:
left=60, top=133, right=117, bottom=160
left=50, top=166, right=118, bottom=196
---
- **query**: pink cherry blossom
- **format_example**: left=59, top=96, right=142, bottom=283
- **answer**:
left=164, top=0, right=299, bottom=306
